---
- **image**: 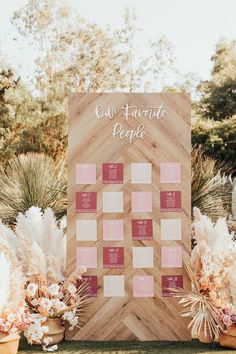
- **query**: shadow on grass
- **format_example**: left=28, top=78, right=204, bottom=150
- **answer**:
left=19, top=338, right=232, bottom=354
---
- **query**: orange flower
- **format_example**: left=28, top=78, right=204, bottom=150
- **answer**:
left=213, top=277, right=222, bottom=288
left=209, top=290, right=217, bottom=301
left=214, top=298, right=222, bottom=308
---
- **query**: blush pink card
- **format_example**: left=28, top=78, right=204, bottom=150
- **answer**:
left=162, top=275, right=183, bottom=297
left=132, top=219, right=153, bottom=240
left=160, top=191, right=181, bottom=212
left=103, top=247, right=124, bottom=268
left=76, top=192, right=97, bottom=213
left=160, top=163, right=181, bottom=184
left=103, top=220, right=124, bottom=240
left=131, top=192, right=152, bottom=212
left=76, top=247, right=97, bottom=268
left=161, top=247, right=182, bottom=268
left=82, top=276, right=98, bottom=297
left=76, top=163, right=96, bottom=184
left=102, top=163, right=123, bottom=184
left=133, top=276, right=154, bottom=297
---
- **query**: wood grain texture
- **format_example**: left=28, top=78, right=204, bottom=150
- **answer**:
left=67, top=93, right=191, bottom=341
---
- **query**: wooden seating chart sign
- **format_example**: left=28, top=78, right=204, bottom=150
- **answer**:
left=67, top=93, right=191, bottom=341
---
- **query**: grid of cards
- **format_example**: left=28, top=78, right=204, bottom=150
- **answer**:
left=75, top=162, right=183, bottom=298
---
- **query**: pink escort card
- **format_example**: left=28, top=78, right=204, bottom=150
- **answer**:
left=133, top=276, right=154, bottom=297
left=103, top=220, right=124, bottom=240
left=160, top=191, right=181, bottom=212
left=132, top=219, right=153, bottom=240
left=76, top=163, right=96, bottom=184
left=160, top=219, right=182, bottom=240
left=82, top=276, right=98, bottom=297
left=161, top=247, right=182, bottom=268
left=76, top=247, right=97, bottom=268
left=76, top=192, right=97, bottom=213
left=103, top=247, right=124, bottom=268
left=162, top=275, right=183, bottom=297
left=102, top=163, right=123, bottom=184
left=160, top=163, right=181, bottom=184
left=131, top=192, right=152, bottom=212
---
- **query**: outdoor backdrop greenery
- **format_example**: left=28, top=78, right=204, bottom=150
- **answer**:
left=0, top=0, right=235, bottom=223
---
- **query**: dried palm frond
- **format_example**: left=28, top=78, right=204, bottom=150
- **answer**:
left=170, top=265, right=225, bottom=341
left=192, top=148, right=231, bottom=221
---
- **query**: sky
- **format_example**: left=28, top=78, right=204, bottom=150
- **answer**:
left=0, top=0, right=235, bottom=84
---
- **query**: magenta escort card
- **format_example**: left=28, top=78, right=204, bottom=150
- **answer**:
left=160, top=162, right=181, bottom=184
left=132, top=219, right=153, bottom=240
left=103, top=247, right=124, bottom=268
left=103, top=220, right=124, bottom=241
left=160, top=191, right=181, bottom=212
left=76, top=192, right=97, bottom=213
left=133, top=276, right=154, bottom=297
left=131, top=192, right=152, bottom=212
left=82, top=276, right=98, bottom=297
left=162, top=275, right=183, bottom=297
left=161, top=247, right=182, bottom=268
left=76, top=163, right=96, bottom=184
left=102, top=163, right=124, bottom=184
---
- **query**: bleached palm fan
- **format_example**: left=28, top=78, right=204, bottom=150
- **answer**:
left=16, top=207, right=66, bottom=282
left=170, top=266, right=225, bottom=341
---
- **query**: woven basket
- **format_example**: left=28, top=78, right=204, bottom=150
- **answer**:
left=198, top=323, right=213, bottom=343
left=219, top=325, right=236, bottom=349
left=0, top=332, right=20, bottom=354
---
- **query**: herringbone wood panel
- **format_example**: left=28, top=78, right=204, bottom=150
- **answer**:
left=67, top=93, right=191, bottom=341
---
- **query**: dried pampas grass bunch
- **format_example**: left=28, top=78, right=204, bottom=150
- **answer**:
left=0, top=221, right=24, bottom=311
left=15, top=207, right=66, bottom=282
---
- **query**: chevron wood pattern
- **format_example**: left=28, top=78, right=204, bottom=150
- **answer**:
left=67, top=93, right=191, bottom=341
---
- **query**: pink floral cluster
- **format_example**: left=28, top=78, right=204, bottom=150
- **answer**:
left=0, top=302, right=30, bottom=334
left=198, top=274, right=236, bottom=329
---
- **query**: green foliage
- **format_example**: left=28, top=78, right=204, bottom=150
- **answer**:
left=191, top=148, right=232, bottom=221
left=0, top=153, right=66, bottom=225
left=198, top=40, right=236, bottom=121
left=192, top=115, right=236, bottom=170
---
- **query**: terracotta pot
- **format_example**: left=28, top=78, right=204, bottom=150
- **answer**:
left=33, top=317, right=65, bottom=346
left=198, top=323, right=213, bottom=343
left=0, top=332, right=20, bottom=354
left=219, top=325, right=236, bottom=349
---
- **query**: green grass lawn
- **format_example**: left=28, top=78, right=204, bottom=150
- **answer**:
left=18, top=338, right=235, bottom=354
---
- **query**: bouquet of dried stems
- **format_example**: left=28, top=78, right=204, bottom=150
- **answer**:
left=1, top=207, right=91, bottom=352
left=172, top=207, right=236, bottom=348
left=0, top=221, right=30, bottom=354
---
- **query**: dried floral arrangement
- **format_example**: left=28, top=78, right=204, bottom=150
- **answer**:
left=2, top=207, right=91, bottom=352
left=172, top=207, right=236, bottom=348
left=0, top=221, right=29, bottom=347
